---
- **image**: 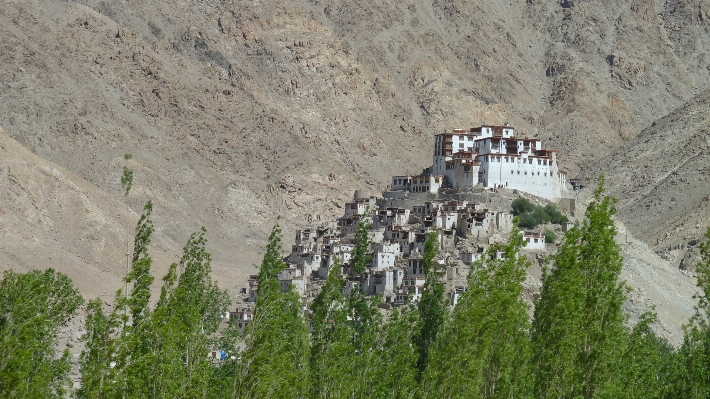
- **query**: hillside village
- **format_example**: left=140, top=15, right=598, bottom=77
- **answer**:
left=228, top=126, right=576, bottom=331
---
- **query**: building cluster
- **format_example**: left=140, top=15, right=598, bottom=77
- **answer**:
left=227, top=192, right=539, bottom=332
left=226, top=125, right=571, bottom=332
left=391, top=125, right=569, bottom=201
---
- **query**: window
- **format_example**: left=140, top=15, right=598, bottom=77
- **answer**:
left=511, top=170, right=514, bottom=174
left=517, top=171, right=520, bottom=174
left=459, top=143, right=464, bottom=148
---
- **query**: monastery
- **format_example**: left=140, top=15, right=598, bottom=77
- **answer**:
left=226, top=125, right=573, bottom=331
left=392, top=125, right=569, bottom=201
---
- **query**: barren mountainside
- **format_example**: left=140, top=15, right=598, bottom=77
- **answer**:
left=2, top=0, right=710, bottom=336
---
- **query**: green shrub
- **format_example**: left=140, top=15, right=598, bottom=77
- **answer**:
left=511, top=198, right=535, bottom=215
left=544, top=203, right=569, bottom=224
left=518, top=213, right=538, bottom=229
left=543, top=229, right=557, bottom=243
left=511, top=199, right=568, bottom=229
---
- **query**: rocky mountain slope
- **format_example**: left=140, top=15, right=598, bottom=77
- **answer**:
left=2, top=0, right=710, bottom=338
left=580, top=88, right=710, bottom=271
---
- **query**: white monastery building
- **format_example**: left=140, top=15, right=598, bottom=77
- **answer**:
left=392, top=125, right=569, bottom=201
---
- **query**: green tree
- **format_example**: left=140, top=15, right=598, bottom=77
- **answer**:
left=238, top=222, right=310, bottom=398
left=531, top=176, right=628, bottom=399
left=347, top=218, right=378, bottom=349
left=79, top=201, right=156, bottom=399
left=310, top=258, right=356, bottom=398
left=121, top=166, right=133, bottom=197
left=618, top=311, right=675, bottom=399
left=422, top=228, right=532, bottom=398
left=670, top=226, right=710, bottom=398
left=544, top=203, right=568, bottom=224
left=0, top=269, right=84, bottom=398
left=543, top=228, right=557, bottom=244
left=368, top=307, right=419, bottom=399
left=414, top=232, right=446, bottom=380
left=76, top=299, right=122, bottom=399
left=512, top=198, right=568, bottom=228
left=127, top=201, right=155, bottom=325
left=120, top=227, right=229, bottom=399
left=511, top=198, right=534, bottom=214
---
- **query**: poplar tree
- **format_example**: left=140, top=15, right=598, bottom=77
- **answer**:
left=422, top=228, right=532, bottom=399
left=310, top=258, right=356, bottom=398
left=0, top=269, right=83, bottom=398
left=368, top=306, right=419, bottom=399
left=531, top=177, right=628, bottom=399
left=414, top=232, right=446, bottom=379
left=120, top=227, right=229, bottom=399
left=670, top=226, right=710, bottom=398
left=126, top=201, right=155, bottom=324
left=238, top=221, right=310, bottom=398
left=618, top=311, right=675, bottom=399
left=347, top=218, right=378, bottom=350
left=76, top=299, right=122, bottom=399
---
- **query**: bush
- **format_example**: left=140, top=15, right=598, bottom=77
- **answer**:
left=543, top=229, right=557, bottom=243
left=511, top=198, right=535, bottom=215
left=544, top=203, right=569, bottom=224
left=511, top=199, right=568, bottom=229
left=518, top=213, right=538, bottom=229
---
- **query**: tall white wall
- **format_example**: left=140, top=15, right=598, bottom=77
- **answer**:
left=478, top=154, right=562, bottom=200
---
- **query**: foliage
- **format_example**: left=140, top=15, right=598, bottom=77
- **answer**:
left=531, top=176, right=628, bottom=399
left=347, top=217, right=378, bottom=349
left=310, top=258, right=356, bottom=398
left=0, top=269, right=83, bottom=398
left=238, top=222, right=310, bottom=398
left=76, top=299, right=122, bottom=399
left=414, top=232, right=446, bottom=380
left=511, top=197, right=535, bottom=214
left=127, top=201, right=155, bottom=324
left=80, top=223, right=230, bottom=399
left=121, top=166, right=134, bottom=197
left=422, top=228, right=532, bottom=398
left=133, top=227, right=230, bottom=398
left=349, top=217, right=372, bottom=276
left=543, top=228, right=557, bottom=243
left=367, top=307, right=419, bottom=399
left=670, top=226, right=710, bottom=398
left=619, top=311, right=676, bottom=399
left=124, top=153, right=132, bottom=160
left=513, top=198, right=568, bottom=229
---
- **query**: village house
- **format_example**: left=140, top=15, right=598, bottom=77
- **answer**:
left=244, top=275, right=260, bottom=302
left=390, top=174, right=445, bottom=194
left=408, top=258, right=425, bottom=277
left=402, top=276, right=426, bottom=301
left=421, top=210, right=458, bottom=230
left=372, top=208, right=411, bottom=229
left=371, top=240, right=401, bottom=256
left=523, top=231, right=546, bottom=250
left=229, top=307, right=254, bottom=333
left=372, top=251, right=396, bottom=270
left=459, top=251, right=483, bottom=265
left=456, top=209, right=513, bottom=238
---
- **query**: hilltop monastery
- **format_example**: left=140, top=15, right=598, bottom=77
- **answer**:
left=227, top=125, right=572, bottom=331
left=391, top=125, right=569, bottom=201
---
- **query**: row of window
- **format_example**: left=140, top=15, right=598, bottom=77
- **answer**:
left=481, top=156, right=549, bottom=165
left=510, top=170, right=553, bottom=177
